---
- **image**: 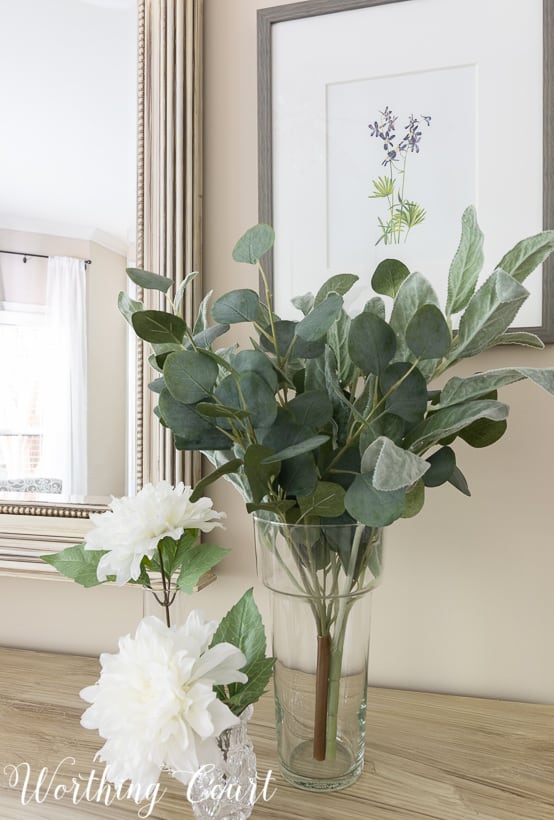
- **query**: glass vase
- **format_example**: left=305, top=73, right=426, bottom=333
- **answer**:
left=254, top=515, right=383, bottom=792
left=187, top=705, right=257, bottom=820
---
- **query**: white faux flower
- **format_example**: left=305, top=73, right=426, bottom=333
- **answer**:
left=80, top=612, right=247, bottom=799
left=84, top=481, right=225, bottom=585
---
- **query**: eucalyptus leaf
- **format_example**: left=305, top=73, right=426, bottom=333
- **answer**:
left=188, top=322, right=230, bottom=350
left=159, top=389, right=230, bottom=449
left=288, top=390, right=333, bottom=431
left=459, top=417, right=507, bottom=448
left=126, top=267, right=173, bottom=293
left=232, top=224, right=275, bottom=264
left=348, top=312, right=397, bottom=375
left=298, top=481, right=346, bottom=518
left=291, top=292, right=315, bottom=315
left=259, top=320, right=325, bottom=359
left=314, top=273, right=359, bottom=305
left=406, top=304, right=451, bottom=359
left=233, top=350, right=278, bottom=392
left=148, top=377, right=165, bottom=394
left=345, top=472, right=406, bottom=527
left=193, top=290, right=213, bottom=334
left=132, top=310, right=187, bottom=345
left=261, top=435, right=330, bottom=464
left=381, top=362, right=428, bottom=424
left=401, top=480, right=425, bottom=518
left=279, top=452, right=318, bottom=496
left=448, top=465, right=471, bottom=496
left=190, top=459, right=244, bottom=502
left=423, top=446, right=456, bottom=487
left=445, top=205, right=484, bottom=315
left=244, top=444, right=281, bottom=503
left=371, top=258, right=410, bottom=298
left=164, top=350, right=219, bottom=404
left=212, top=289, right=260, bottom=324
left=296, top=293, right=343, bottom=341
left=362, top=296, right=387, bottom=319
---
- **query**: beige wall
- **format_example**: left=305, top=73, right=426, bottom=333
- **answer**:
left=1, top=1, right=554, bottom=708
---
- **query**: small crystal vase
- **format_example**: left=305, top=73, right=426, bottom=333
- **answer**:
left=188, top=705, right=257, bottom=820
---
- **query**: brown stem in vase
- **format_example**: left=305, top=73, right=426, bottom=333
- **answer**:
left=313, top=634, right=331, bottom=761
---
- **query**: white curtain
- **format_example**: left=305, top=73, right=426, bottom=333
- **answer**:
left=39, top=256, right=87, bottom=496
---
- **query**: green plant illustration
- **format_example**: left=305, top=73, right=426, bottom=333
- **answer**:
left=368, top=107, right=431, bottom=244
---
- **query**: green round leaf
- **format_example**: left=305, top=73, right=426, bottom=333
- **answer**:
left=406, top=304, right=451, bottom=359
left=126, top=267, right=173, bottom=293
left=371, top=259, right=411, bottom=298
left=348, top=312, right=397, bottom=375
left=158, top=389, right=229, bottom=449
left=212, top=289, right=260, bottom=324
left=296, top=293, right=343, bottom=341
left=131, top=310, right=187, bottom=345
left=345, top=472, right=406, bottom=527
left=423, top=446, right=456, bottom=487
left=381, top=362, right=428, bottom=424
left=233, top=350, right=278, bottom=392
left=232, top=224, right=275, bottom=264
left=164, top=350, right=219, bottom=404
left=315, top=274, right=358, bottom=305
left=459, top=417, right=507, bottom=448
left=401, top=480, right=425, bottom=518
left=260, top=320, right=325, bottom=359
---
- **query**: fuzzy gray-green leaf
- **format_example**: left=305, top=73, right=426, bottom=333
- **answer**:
left=361, top=436, right=430, bottom=491
left=445, top=206, right=484, bottom=315
left=454, top=271, right=529, bottom=359
left=406, top=399, right=509, bottom=452
left=496, top=230, right=554, bottom=283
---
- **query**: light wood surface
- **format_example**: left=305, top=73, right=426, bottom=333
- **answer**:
left=1, top=646, right=554, bottom=819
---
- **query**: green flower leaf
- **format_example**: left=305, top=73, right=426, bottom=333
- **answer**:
left=445, top=205, right=484, bottom=315
left=210, top=589, right=274, bottom=715
left=40, top=545, right=110, bottom=588
left=131, top=310, right=187, bottom=345
left=233, top=350, right=278, bottom=392
left=348, top=312, right=397, bottom=375
left=176, top=542, right=230, bottom=594
left=159, top=389, right=230, bottom=450
left=389, top=272, right=440, bottom=363
left=212, top=289, right=260, bottom=324
left=371, top=259, right=411, bottom=298
left=448, top=465, right=471, bottom=496
left=232, top=224, right=275, bottom=264
left=126, top=267, right=174, bottom=293
left=436, top=367, right=554, bottom=409
left=406, top=304, right=451, bottom=360
left=259, top=320, right=325, bottom=359
left=401, top=479, right=425, bottom=518
left=164, top=350, right=219, bottom=404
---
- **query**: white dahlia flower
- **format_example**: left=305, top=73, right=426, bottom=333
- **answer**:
left=80, top=612, right=247, bottom=799
left=84, top=481, right=225, bottom=585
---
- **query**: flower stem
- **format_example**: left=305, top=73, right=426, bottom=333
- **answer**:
left=156, top=546, right=172, bottom=628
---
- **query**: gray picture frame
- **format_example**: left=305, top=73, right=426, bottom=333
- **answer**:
left=258, top=0, right=554, bottom=342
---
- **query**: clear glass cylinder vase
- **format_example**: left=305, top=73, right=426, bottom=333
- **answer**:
left=187, top=704, right=257, bottom=820
left=254, top=515, right=383, bottom=792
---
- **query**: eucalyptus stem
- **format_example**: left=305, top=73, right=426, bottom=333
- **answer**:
left=324, top=522, right=365, bottom=760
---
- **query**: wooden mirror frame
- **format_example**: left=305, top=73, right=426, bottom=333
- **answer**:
left=0, top=0, right=203, bottom=578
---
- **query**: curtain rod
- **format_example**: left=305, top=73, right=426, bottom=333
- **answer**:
left=0, top=249, right=92, bottom=265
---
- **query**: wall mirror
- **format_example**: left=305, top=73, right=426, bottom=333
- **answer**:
left=0, top=0, right=203, bottom=576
